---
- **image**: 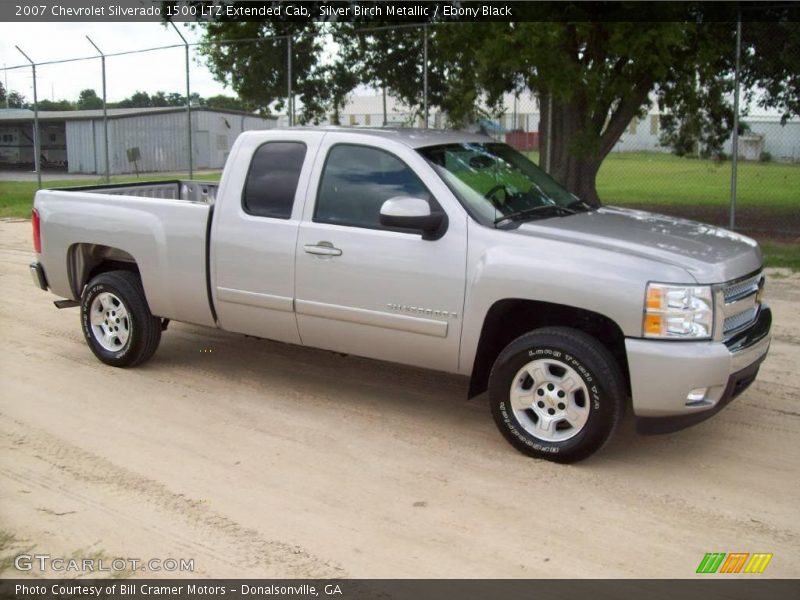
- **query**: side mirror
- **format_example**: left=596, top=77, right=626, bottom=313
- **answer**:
left=379, top=197, right=444, bottom=238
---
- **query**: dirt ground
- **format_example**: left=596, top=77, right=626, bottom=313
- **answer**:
left=0, top=219, right=798, bottom=579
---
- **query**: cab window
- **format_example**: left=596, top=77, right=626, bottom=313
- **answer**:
left=315, top=144, right=432, bottom=230
left=242, top=142, right=306, bottom=219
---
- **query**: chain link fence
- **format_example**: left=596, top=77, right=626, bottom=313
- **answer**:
left=1, top=21, right=798, bottom=239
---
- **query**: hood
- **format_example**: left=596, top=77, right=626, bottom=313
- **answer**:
left=514, top=206, right=762, bottom=284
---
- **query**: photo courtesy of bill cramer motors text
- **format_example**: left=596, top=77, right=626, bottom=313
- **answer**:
left=13, top=583, right=345, bottom=597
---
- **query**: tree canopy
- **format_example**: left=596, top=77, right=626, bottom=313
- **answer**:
left=197, top=21, right=351, bottom=123
left=0, top=85, right=253, bottom=114
left=197, top=11, right=800, bottom=203
left=77, top=88, right=104, bottom=110
left=0, top=82, right=27, bottom=109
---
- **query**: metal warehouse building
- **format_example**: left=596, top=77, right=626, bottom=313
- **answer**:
left=0, top=106, right=277, bottom=175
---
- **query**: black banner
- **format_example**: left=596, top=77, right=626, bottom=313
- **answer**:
left=2, top=1, right=800, bottom=23
left=2, top=579, right=800, bottom=600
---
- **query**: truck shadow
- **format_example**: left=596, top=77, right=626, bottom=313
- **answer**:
left=147, top=322, right=745, bottom=469
left=152, top=321, right=478, bottom=417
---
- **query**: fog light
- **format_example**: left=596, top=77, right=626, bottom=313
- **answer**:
left=686, top=387, right=708, bottom=405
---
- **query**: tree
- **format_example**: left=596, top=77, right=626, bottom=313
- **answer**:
left=333, top=24, right=429, bottom=122
left=117, top=91, right=153, bottom=108
left=198, top=21, right=353, bottom=122
left=0, top=82, right=22, bottom=109
left=196, top=6, right=800, bottom=204
left=340, top=16, right=800, bottom=203
left=113, top=90, right=205, bottom=109
left=77, top=88, right=104, bottom=110
left=205, top=94, right=254, bottom=112
left=166, top=92, right=186, bottom=106
left=7, top=91, right=25, bottom=109
left=150, top=91, right=170, bottom=107
left=36, top=98, right=75, bottom=111
left=659, top=18, right=800, bottom=158
left=740, top=20, right=800, bottom=124
left=337, top=20, right=697, bottom=203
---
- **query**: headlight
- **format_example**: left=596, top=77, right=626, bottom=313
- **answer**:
left=644, top=283, right=714, bottom=339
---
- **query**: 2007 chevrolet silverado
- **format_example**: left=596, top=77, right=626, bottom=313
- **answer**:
left=29, top=128, right=771, bottom=462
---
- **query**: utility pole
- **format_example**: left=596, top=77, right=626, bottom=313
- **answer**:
left=513, top=93, right=518, bottom=131
left=729, top=15, right=742, bottom=231
left=545, top=93, right=553, bottom=174
left=86, top=36, right=110, bottom=183
left=422, top=25, right=429, bottom=129
left=16, top=46, right=41, bottom=189
left=382, top=85, right=387, bottom=127
left=287, top=35, right=293, bottom=126
left=170, top=21, right=193, bottom=179
left=3, top=64, right=9, bottom=108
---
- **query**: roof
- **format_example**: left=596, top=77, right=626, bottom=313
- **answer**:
left=0, top=106, right=275, bottom=123
left=251, top=126, right=494, bottom=149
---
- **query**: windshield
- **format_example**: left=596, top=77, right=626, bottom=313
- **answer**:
left=418, top=142, right=593, bottom=226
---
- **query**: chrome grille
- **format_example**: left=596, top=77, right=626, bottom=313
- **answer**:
left=720, top=272, right=763, bottom=337
left=724, top=306, right=758, bottom=334
left=723, top=274, right=762, bottom=303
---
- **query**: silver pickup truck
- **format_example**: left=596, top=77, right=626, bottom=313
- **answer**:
left=30, top=128, right=771, bottom=462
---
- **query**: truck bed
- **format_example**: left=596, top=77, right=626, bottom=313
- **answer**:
left=60, top=179, right=219, bottom=204
left=34, top=181, right=218, bottom=328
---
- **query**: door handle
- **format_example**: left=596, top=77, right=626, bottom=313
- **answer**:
left=304, top=242, right=342, bottom=257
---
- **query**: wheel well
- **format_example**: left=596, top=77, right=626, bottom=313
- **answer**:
left=68, top=243, right=139, bottom=299
left=468, top=299, right=631, bottom=398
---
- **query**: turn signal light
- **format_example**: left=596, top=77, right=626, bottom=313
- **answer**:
left=644, top=314, right=663, bottom=335
left=646, top=286, right=662, bottom=310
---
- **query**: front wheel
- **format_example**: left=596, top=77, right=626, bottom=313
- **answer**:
left=80, top=270, right=162, bottom=367
left=488, top=327, right=625, bottom=463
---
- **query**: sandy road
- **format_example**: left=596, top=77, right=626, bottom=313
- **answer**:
left=0, top=219, right=798, bottom=579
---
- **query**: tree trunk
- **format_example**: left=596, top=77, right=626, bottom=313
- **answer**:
left=539, top=80, right=651, bottom=207
left=539, top=98, right=601, bottom=206
left=562, top=156, right=602, bottom=206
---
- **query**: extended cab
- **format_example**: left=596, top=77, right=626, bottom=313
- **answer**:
left=30, top=128, right=772, bottom=462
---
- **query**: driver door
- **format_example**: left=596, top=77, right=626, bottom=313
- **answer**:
left=294, top=134, right=467, bottom=373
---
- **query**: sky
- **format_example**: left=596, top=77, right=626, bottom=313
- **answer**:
left=0, top=22, right=786, bottom=118
left=1, top=22, right=231, bottom=103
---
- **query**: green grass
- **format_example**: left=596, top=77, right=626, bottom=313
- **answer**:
left=759, top=241, right=800, bottom=270
left=526, top=150, right=799, bottom=209
left=0, top=172, right=222, bottom=219
left=2, top=153, right=797, bottom=270
left=594, top=152, right=800, bottom=209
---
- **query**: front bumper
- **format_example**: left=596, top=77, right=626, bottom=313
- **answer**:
left=30, top=261, right=48, bottom=291
left=627, top=306, right=771, bottom=434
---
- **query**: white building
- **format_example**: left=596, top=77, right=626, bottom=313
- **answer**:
left=0, top=106, right=277, bottom=174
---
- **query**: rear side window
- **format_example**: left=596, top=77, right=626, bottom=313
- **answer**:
left=242, top=142, right=306, bottom=219
left=315, top=144, right=431, bottom=230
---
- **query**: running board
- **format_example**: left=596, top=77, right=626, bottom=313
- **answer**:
left=54, top=300, right=80, bottom=309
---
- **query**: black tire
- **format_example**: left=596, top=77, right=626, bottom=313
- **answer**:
left=488, top=327, right=625, bottom=463
left=80, top=270, right=162, bottom=367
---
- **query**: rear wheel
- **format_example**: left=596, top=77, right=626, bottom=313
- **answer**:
left=80, top=270, right=161, bottom=367
left=488, top=327, right=625, bottom=463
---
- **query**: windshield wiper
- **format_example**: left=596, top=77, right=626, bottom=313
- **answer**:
left=566, top=199, right=597, bottom=212
left=494, top=204, right=577, bottom=225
